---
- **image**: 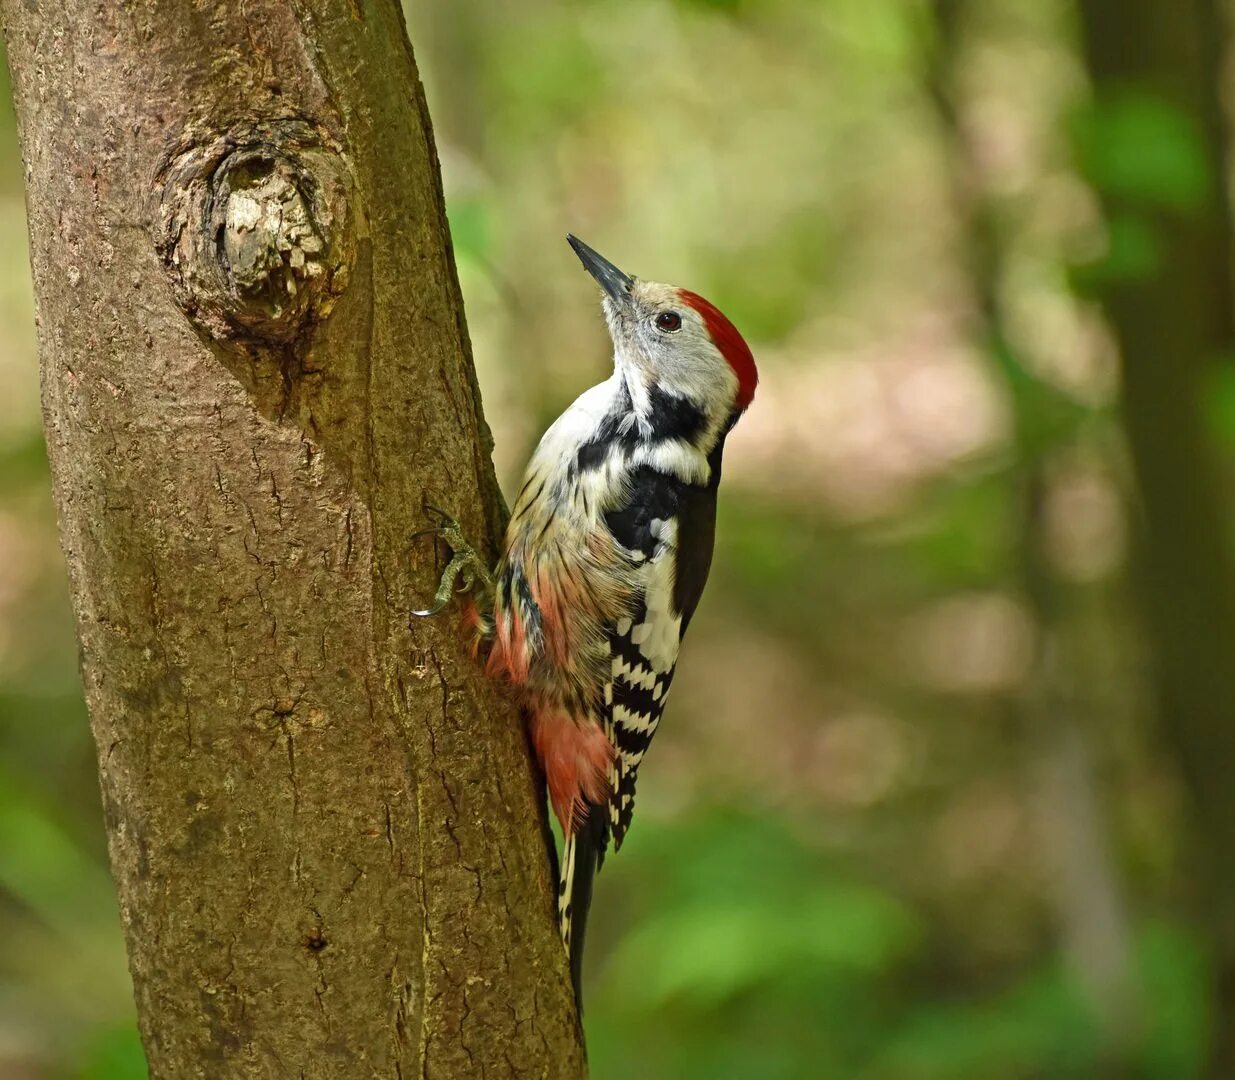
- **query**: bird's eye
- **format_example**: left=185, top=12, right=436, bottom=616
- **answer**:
left=655, top=311, right=682, bottom=333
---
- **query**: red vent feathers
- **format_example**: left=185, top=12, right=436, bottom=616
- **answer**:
left=678, top=289, right=758, bottom=412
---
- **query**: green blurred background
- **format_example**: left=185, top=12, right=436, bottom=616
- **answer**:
left=5, top=0, right=1235, bottom=1076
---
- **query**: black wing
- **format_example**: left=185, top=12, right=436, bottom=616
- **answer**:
left=602, top=448, right=723, bottom=848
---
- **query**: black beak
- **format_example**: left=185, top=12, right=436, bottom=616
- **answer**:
left=567, top=234, right=633, bottom=304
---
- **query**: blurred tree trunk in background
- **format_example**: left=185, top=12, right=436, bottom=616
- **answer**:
left=1076, top=1, right=1235, bottom=1071
left=928, top=2, right=1138, bottom=1063
left=0, top=1, right=583, bottom=1076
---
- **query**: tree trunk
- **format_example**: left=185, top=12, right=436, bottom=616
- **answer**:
left=1, top=1, right=584, bottom=1076
left=1076, top=2, right=1235, bottom=1073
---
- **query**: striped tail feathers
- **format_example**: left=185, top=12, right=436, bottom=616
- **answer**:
left=526, top=707, right=616, bottom=1013
left=560, top=803, right=610, bottom=1014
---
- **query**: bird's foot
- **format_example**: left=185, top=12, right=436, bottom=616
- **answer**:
left=411, top=503, right=495, bottom=618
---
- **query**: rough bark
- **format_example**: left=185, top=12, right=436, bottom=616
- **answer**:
left=1076, top=2, right=1235, bottom=1073
left=1, top=1, right=585, bottom=1076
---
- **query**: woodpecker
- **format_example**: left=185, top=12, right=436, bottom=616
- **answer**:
left=415, top=235, right=757, bottom=1010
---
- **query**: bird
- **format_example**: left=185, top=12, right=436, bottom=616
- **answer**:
left=414, top=234, right=757, bottom=1012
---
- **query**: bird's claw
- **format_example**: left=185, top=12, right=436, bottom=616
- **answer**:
left=411, top=506, right=494, bottom=618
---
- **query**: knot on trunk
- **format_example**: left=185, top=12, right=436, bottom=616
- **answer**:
left=153, top=120, right=354, bottom=345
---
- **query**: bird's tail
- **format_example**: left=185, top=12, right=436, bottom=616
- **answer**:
left=559, top=803, right=609, bottom=1014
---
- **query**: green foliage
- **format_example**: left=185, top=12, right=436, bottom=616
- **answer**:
left=588, top=809, right=1212, bottom=1078
left=1136, top=921, right=1210, bottom=1080
left=1068, top=211, right=1162, bottom=290
left=1202, top=362, right=1235, bottom=454
left=703, top=212, right=838, bottom=342
left=488, top=18, right=605, bottom=141
left=1066, top=88, right=1212, bottom=290
left=601, top=812, right=920, bottom=1010
left=876, top=966, right=1101, bottom=1079
left=0, top=433, right=51, bottom=491
left=0, top=782, right=116, bottom=933
left=73, top=1026, right=148, bottom=1080
left=889, top=475, right=1015, bottom=588
left=1070, top=91, right=1211, bottom=213
left=587, top=811, right=919, bottom=1077
left=818, top=0, right=928, bottom=73
left=446, top=197, right=492, bottom=268
left=673, top=0, right=751, bottom=15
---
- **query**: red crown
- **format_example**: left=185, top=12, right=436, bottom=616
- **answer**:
left=678, top=289, right=758, bottom=411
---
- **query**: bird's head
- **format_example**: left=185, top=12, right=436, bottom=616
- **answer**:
left=568, top=235, right=757, bottom=428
